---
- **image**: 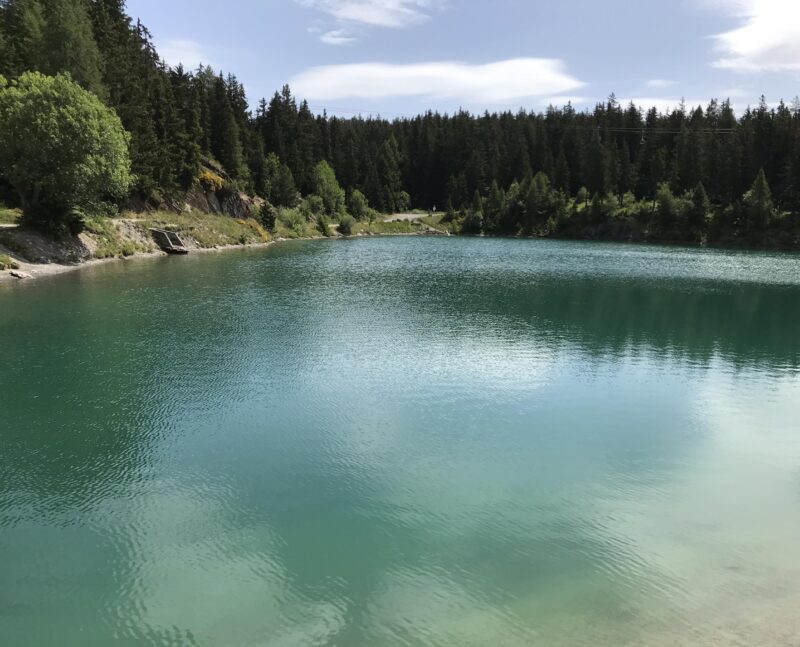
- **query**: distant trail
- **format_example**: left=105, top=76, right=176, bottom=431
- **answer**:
left=384, top=213, right=427, bottom=222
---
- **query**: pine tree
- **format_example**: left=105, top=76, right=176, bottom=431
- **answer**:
left=210, top=73, right=246, bottom=181
left=42, top=0, right=104, bottom=98
left=2, top=0, right=45, bottom=76
left=687, top=182, right=710, bottom=238
left=741, top=169, right=774, bottom=235
left=378, top=135, right=403, bottom=213
left=554, top=148, right=570, bottom=195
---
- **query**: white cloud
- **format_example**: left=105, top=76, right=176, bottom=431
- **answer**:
left=709, top=0, right=800, bottom=72
left=298, top=0, right=436, bottom=29
left=320, top=29, right=356, bottom=45
left=645, top=79, right=677, bottom=89
left=290, top=58, right=585, bottom=104
left=158, top=39, right=208, bottom=69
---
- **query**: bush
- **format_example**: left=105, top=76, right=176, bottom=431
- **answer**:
left=338, top=213, right=355, bottom=236
left=300, top=194, right=325, bottom=220
left=313, top=161, right=346, bottom=216
left=258, top=201, right=277, bottom=232
left=0, top=72, right=132, bottom=234
left=317, top=216, right=331, bottom=237
left=347, top=189, right=369, bottom=220
left=278, top=208, right=307, bottom=237
left=199, top=169, right=225, bottom=192
left=0, top=254, right=19, bottom=270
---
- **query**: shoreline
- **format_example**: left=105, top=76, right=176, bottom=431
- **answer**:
left=0, top=230, right=439, bottom=286
left=3, top=223, right=798, bottom=287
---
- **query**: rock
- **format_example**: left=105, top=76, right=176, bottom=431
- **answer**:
left=9, top=270, right=32, bottom=279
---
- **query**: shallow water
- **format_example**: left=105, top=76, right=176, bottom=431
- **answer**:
left=1, top=237, right=800, bottom=646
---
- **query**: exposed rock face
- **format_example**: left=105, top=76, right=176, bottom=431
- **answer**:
left=0, top=228, right=93, bottom=264
left=184, top=183, right=261, bottom=219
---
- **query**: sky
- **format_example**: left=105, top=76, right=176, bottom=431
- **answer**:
left=125, top=0, right=800, bottom=117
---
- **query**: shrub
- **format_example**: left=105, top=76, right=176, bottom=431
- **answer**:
left=0, top=253, right=19, bottom=270
left=338, top=213, right=355, bottom=236
left=347, top=189, right=370, bottom=220
left=317, top=216, right=331, bottom=237
left=278, top=208, right=307, bottom=237
left=199, top=169, right=225, bottom=192
left=0, top=72, right=132, bottom=234
left=300, top=194, right=325, bottom=220
left=258, top=201, right=277, bottom=232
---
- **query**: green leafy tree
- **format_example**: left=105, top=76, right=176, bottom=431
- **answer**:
left=347, top=188, right=369, bottom=220
left=312, top=160, right=345, bottom=216
left=338, top=213, right=354, bottom=235
left=0, top=72, right=132, bottom=232
left=258, top=201, right=276, bottom=232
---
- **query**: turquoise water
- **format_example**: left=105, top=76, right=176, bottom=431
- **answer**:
left=1, top=237, right=800, bottom=646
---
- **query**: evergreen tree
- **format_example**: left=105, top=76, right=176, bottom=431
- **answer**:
left=41, top=0, right=104, bottom=98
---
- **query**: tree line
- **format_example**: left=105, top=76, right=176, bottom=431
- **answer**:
left=1, top=0, right=800, bottom=246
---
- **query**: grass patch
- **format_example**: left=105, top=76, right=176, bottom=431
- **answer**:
left=0, top=253, right=19, bottom=270
left=273, top=208, right=320, bottom=239
left=84, top=217, right=151, bottom=258
left=0, top=205, right=22, bottom=225
left=353, top=219, right=419, bottom=235
left=131, top=211, right=271, bottom=248
left=418, top=214, right=459, bottom=234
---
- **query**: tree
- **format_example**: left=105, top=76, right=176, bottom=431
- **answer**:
left=0, top=72, right=132, bottom=232
left=271, top=162, right=298, bottom=207
left=1, top=0, right=45, bottom=77
left=41, top=0, right=104, bottom=98
left=740, top=168, right=775, bottom=235
left=347, top=188, right=369, bottom=220
left=378, top=135, right=403, bottom=212
left=258, top=201, right=276, bottom=232
left=687, top=182, right=710, bottom=238
left=210, top=73, right=246, bottom=181
left=462, top=189, right=484, bottom=233
left=312, top=160, right=345, bottom=216
left=652, top=182, right=679, bottom=236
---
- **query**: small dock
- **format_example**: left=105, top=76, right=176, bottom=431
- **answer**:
left=150, top=229, right=189, bottom=255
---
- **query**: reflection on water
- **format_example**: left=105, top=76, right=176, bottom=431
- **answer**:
left=1, top=238, right=800, bottom=646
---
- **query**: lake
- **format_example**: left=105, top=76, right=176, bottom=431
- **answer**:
left=2, top=236, right=800, bottom=646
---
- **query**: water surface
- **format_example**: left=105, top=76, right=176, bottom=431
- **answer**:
left=2, top=237, right=800, bottom=646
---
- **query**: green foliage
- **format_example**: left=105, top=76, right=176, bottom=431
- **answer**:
left=338, top=213, right=355, bottom=236
left=312, top=160, right=345, bottom=216
left=41, top=0, right=104, bottom=97
left=84, top=216, right=149, bottom=258
left=271, top=161, right=298, bottom=207
left=276, top=207, right=309, bottom=238
left=300, top=194, right=325, bottom=220
left=461, top=190, right=484, bottom=233
left=136, top=211, right=269, bottom=248
left=0, top=205, right=22, bottom=224
left=0, top=72, right=131, bottom=233
left=741, top=169, right=775, bottom=233
left=258, top=201, right=277, bottom=232
left=0, top=0, right=799, bottom=249
left=347, top=188, right=369, bottom=220
left=317, top=215, right=331, bottom=237
left=0, top=253, right=20, bottom=270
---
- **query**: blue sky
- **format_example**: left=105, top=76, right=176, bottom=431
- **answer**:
left=125, top=0, right=800, bottom=116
